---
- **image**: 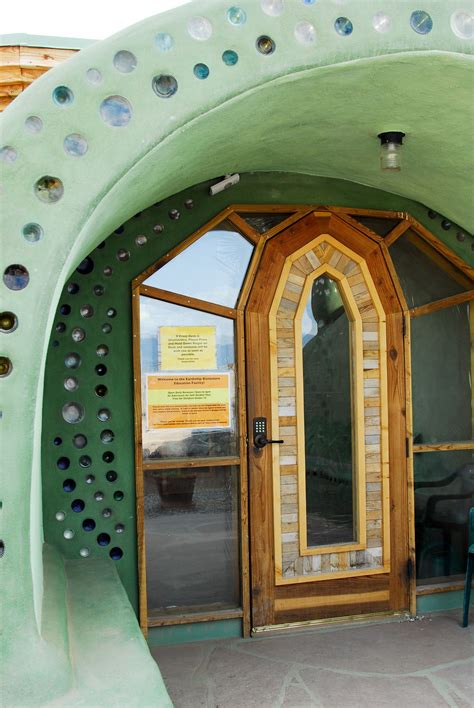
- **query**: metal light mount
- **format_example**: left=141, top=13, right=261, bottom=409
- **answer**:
left=378, top=131, right=406, bottom=172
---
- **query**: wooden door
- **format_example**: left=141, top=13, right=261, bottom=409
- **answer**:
left=246, top=211, right=410, bottom=629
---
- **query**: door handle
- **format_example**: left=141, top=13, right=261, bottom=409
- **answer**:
left=254, top=434, right=284, bottom=449
left=253, top=417, right=284, bottom=449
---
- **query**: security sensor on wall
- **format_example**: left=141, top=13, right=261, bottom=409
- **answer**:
left=209, top=173, right=240, bottom=196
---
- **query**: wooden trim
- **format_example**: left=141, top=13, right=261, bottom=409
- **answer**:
left=471, top=303, right=474, bottom=440
left=236, top=236, right=267, bottom=311
left=132, top=207, right=234, bottom=287
left=413, top=441, right=474, bottom=453
left=275, top=589, right=390, bottom=610
left=276, top=566, right=389, bottom=585
left=227, top=212, right=261, bottom=244
left=139, top=285, right=237, bottom=319
left=228, top=203, right=310, bottom=213
left=236, top=309, right=251, bottom=637
left=416, top=581, right=468, bottom=596
left=384, top=220, right=412, bottom=247
left=327, top=206, right=409, bottom=220
left=379, top=242, right=408, bottom=314
left=404, top=314, right=417, bottom=615
left=292, top=264, right=366, bottom=558
left=142, top=456, right=240, bottom=470
left=252, top=609, right=406, bottom=633
left=359, top=258, right=392, bottom=573
left=409, top=290, right=474, bottom=319
left=132, top=290, right=148, bottom=635
left=148, top=608, right=243, bottom=627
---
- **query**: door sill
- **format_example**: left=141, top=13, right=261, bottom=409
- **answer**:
left=252, top=610, right=408, bottom=636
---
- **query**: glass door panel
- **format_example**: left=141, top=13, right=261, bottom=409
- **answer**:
left=139, top=296, right=238, bottom=460
left=145, top=465, right=240, bottom=616
left=302, top=276, right=355, bottom=547
left=143, top=221, right=254, bottom=307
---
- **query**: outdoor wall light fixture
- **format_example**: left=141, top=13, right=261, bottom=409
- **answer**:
left=378, top=131, right=405, bottom=171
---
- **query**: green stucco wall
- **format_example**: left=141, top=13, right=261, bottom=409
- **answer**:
left=1, top=0, right=473, bottom=702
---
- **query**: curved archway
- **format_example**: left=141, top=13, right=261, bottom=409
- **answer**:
left=1, top=0, right=473, bottom=700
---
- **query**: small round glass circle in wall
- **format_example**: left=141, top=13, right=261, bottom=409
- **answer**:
left=256, top=36, right=276, bottom=55
left=152, top=75, right=178, bottom=98
left=113, top=50, right=137, bottom=73
left=34, top=176, right=64, bottom=203
left=3, top=265, right=29, bottom=291
left=227, top=6, right=247, bottom=25
left=52, top=86, right=74, bottom=107
left=0, top=146, right=17, bottom=164
left=25, top=116, right=43, bottom=133
left=62, top=401, right=85, bottom=424
left=155, top=33, right=174, bottom=51
left=100, top=96, right=132, bottom=127
left=64, top=134, right=88, bottom=157
left=193, top=63, right=209, bottom=79
left=261, top=0, right=284, bottom=17
left=372, top=12, right=392, bottom=33
left=451, top=10, right=474, bottom=39
left=0, top=312, right=18, bottom=334
left=295, top=21, right=316, bottom=44
left=335, top=17, right=353, bottom=36
left=86, top=68, right=102, bottom=84
left=187, top=16, right=213, bottom=40
left=22, top=223, right=43, bottom=243
left=410, top=10, right=433, bottom=34
left=222, top=50, right=239, bottom=65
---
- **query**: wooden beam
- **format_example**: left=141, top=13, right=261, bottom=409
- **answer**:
left=410, top=290, right=474, bottom=318
left=413, top=441, right=474, bottom=453
left=142, top=456, right=240, bottom=470
left=139, top=285, right=237, bottom=319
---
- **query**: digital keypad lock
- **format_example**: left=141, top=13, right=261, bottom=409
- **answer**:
left=253, top=417, right=284, bottom=449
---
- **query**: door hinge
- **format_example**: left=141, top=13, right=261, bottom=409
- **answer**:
left=406, top=437, right=410, bottom=458
left=402, top=314, right=407, bottom=338
left=406, top=557, right=414, bottom=582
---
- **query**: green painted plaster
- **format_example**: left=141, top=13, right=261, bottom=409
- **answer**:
left=148, top=619, right=243, bottom=647
left=1, top=0, right=473, bottom=702
left=417, top=590, right=465, bottom=613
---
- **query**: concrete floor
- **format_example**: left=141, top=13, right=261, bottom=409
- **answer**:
left=151, top=611, right=473, bottom=708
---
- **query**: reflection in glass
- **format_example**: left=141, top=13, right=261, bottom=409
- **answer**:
left=237, top=212, right=292, bottom=234
left=415, top=450, right=474, bottom=581
left=145, top=465, right=240, bottom=615
left=303, top=276, right=354, bottom=546
left=143, top=221, right=253, bottom=307
left=411, top=303, right=473, bottom=444
left=389, top=230, right=471, bottom=308
left=140, top=296, right=238, bottom=460
left=352, top=216, right=400, bottom=237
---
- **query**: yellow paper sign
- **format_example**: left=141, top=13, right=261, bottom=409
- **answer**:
left=147, top=373, right=230, bottom=429
left=159, top=326, right=216, bottom=370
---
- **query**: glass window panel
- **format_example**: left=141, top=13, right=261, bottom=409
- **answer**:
left=303, top=275, right=355, bottom=547
left=143, top=220, right=253, bottom=307
left=389, top=230, right=470, bottom=308
left=352, top=216, right=400, bottom=237
left=140, top=296, right=238, bottom=460
left=237, top=211, right=293, bottom=234
left=411, top=303, right=473, bottom=444
left=414, top=450, right=474, bottom=581
left=144, top=465, right=240, bottom=615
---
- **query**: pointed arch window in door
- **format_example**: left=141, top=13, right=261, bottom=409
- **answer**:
left=302, top=275, right=355, bottom=547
